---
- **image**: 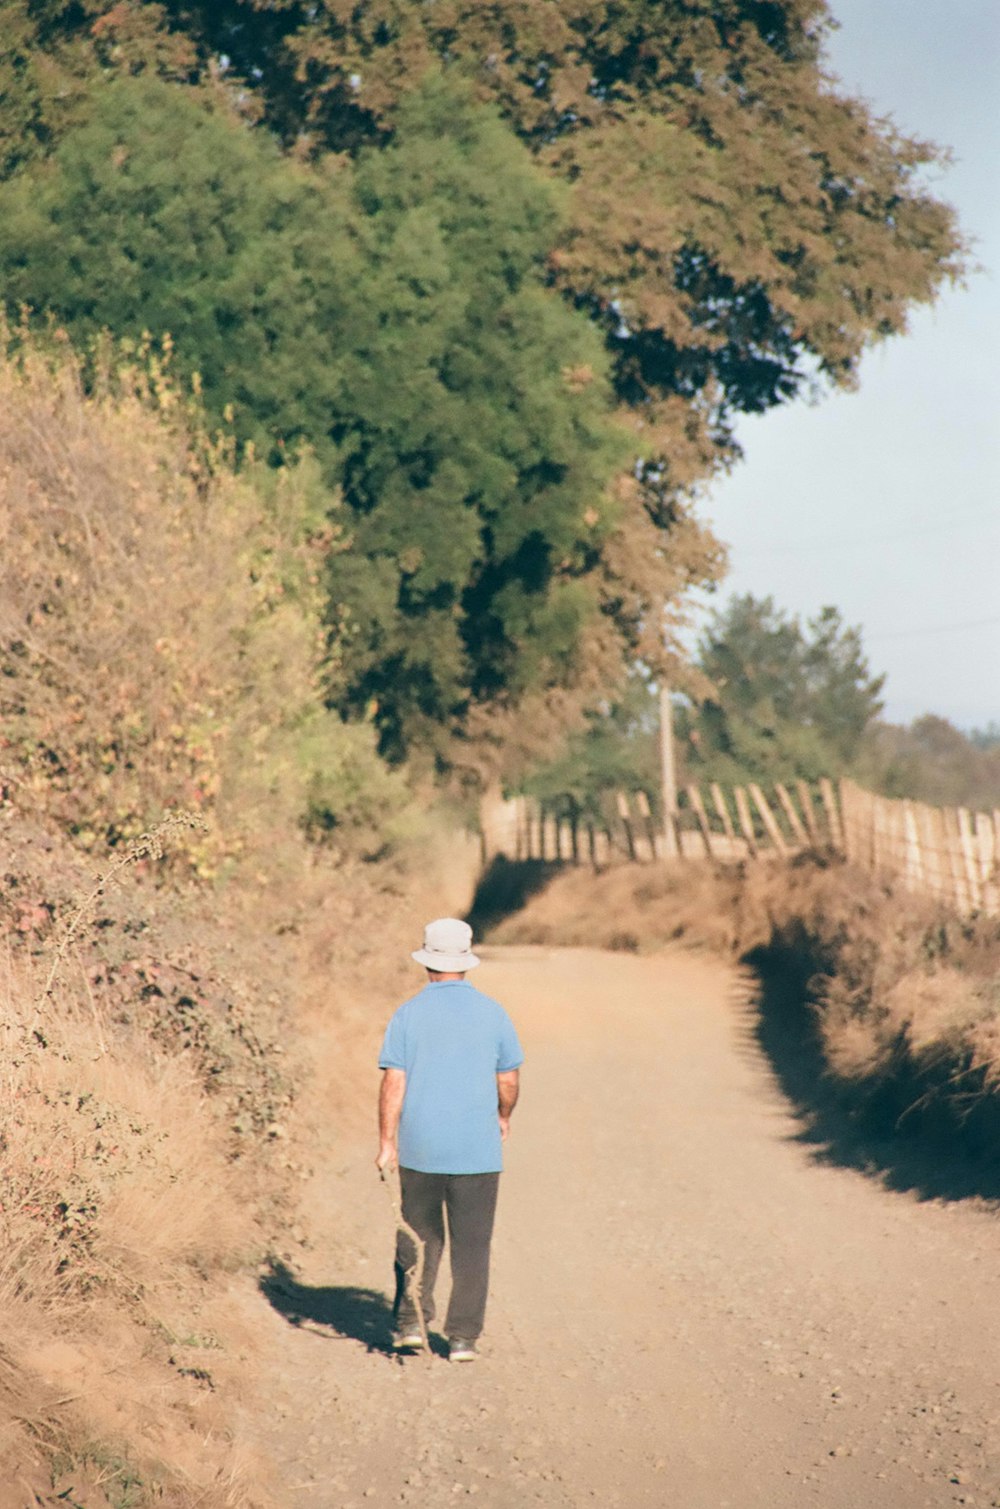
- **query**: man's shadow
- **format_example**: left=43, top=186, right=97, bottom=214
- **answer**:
left=260, top=1259, right=396, bottom=1354
left=259, top=1259, right=448, bottom=1358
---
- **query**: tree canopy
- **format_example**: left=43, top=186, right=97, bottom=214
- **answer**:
left=145, top=2, right=963, bottom=422
left=322, top=83, right=628, bottom=762
left=0, top=74, right=626, bottom=763
left=0, top=78, right=344, bottom=468
left=678, top=593, right=884, bottom=784
left=0, top=0, right=964, bottom=782
left=859, top=715, right=1000, bottom=811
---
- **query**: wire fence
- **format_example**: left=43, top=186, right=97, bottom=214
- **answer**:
left=839, top=779, right=999, bottom=917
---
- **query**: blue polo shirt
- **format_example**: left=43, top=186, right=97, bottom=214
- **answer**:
left=379, top=980, right=524, bottom=1174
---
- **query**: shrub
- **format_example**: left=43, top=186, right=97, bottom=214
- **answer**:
left=0, top=329, right=412, bottom=866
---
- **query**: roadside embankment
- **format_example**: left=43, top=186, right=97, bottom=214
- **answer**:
left=0, top=805, right=470, bottom=1508
left=484, top=854, right=1000, bottom=1194
left=0, top=328, right=481, bottom=1506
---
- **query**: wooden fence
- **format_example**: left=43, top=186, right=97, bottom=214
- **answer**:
left=482, top=778, right=1000, bottom=918
left=840, top=779, right=999, bottom=916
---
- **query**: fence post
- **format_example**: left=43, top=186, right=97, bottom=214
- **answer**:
left=942, top=808, right=969, bottom=913
left=710, top=783, right=736, bottom=845
left=797, top=779, right=820, bottom=844
left=872, top=790, right=885, bottom=872
left=975, top=812, right=997, bottom=914
left=774, top=782, right=809, bottom=847
left=903, top=803, right=924, bottom=893
left=748, top=783, right=787, bottom=856
left=957, top=808, right=982, bottom=911
left=917, top=803, right=944, bottom=906
left=838, top=779, right=856, bottom=861
left=634, top=790, right=659, bottom=862
left=659, top=684, right=680, bottom=859
left=733, top=786, right=758, bottom=858
left=616, top=791, right=637, bottom=862
left=686, top=785, right=715, bottom=858
left=818, top=777, right=844, bottom=851
left=844, top=780, right=877, bottom=870
left=890, top=799, right=907, bottom=886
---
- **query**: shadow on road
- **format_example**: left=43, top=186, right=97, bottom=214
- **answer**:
left=260, top=1260, right=396, bottom=1354
left=465, top=856, right=559, bottom=938
left=745, top=944, right=1000, bottom=1206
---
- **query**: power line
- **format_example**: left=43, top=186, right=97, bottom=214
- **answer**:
left=867, top=613, right=1000, bottom=643
left=735, top=507, right=1000, bottom=557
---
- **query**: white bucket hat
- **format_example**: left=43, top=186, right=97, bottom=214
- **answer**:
left=412, top=917, right=480, bottom=972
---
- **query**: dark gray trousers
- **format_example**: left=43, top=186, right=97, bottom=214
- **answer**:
left=394, top=1168, right=500, bottom=1341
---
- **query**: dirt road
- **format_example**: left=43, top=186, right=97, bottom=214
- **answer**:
left=250, top=945, right=1000, bottom=1507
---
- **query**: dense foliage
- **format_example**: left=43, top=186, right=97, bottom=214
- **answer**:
left=525, top=591, right=884, bottom=806
left=0, top=333, right=413, bottom=860
left=861, top=715, right=1000, bottom=810
left=525, top=595, right=1000, bottom=810
left=678, top=594, right=885, bottom=785
left=0, top=0, right=964, bottom=781
left=323, top=84, right=627, bottom=762
left=135, top=1, right=962, bottom=406
left=0, top=77, right=626, bottom=763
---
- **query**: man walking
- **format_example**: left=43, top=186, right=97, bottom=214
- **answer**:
left=376, top=917, right=523, bottom=1362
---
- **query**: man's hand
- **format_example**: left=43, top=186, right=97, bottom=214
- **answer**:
left=376, top=1142, right=397, bottom=1173
left=498, top=1115, right=511, bottom=1143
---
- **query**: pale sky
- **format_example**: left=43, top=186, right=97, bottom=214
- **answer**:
left=694, top=0, right=1000, bottom=731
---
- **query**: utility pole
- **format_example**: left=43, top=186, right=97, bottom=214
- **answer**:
left=659, top=681, right=679, bottom=859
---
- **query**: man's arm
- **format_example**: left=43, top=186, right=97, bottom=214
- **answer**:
left=497, top=1068, right=520, bottom=1143
left=377, top=1067, right=406, bottom=1171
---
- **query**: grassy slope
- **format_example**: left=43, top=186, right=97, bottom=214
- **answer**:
left=0, top=803, right=478, bottom=1507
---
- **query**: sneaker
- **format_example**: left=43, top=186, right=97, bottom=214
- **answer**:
left=448, top=1337, right=477, bottom=1363
left=393, top=1327, right=424, bottom=1350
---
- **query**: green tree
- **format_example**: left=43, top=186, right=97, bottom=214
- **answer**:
left=0, top=74, right=626, bottom=764
left=0, top=1, right=962, bottom=689
left=151, top=2, right=962, bottom=417
left=0, top=0, right=202, bottom=178
left=521, top=673, right=661, bottom=818
left=322, top=82, right=628, bottom=762
left=0, top=76, right=356, bottom=470
left=860, top=715, right=1000, bottom=810
left=678, top=594, right=884, bottom=784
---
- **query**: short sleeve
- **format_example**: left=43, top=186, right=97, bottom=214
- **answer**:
left=496, top=1011, right=524, bottom=1073
left=379, top=1008, right=406, bottom=1070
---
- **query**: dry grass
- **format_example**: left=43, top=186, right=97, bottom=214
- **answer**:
left=0, top=934, right=269, bottom=1506
left=487, top=853, right=776, bottom=958
left=0, top=327, right=378, bottom=874
left=0, top=787, right=466, bottom=1503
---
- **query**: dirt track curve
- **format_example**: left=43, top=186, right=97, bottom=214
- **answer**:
left=248, top=945, right=1000, bottom=1508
